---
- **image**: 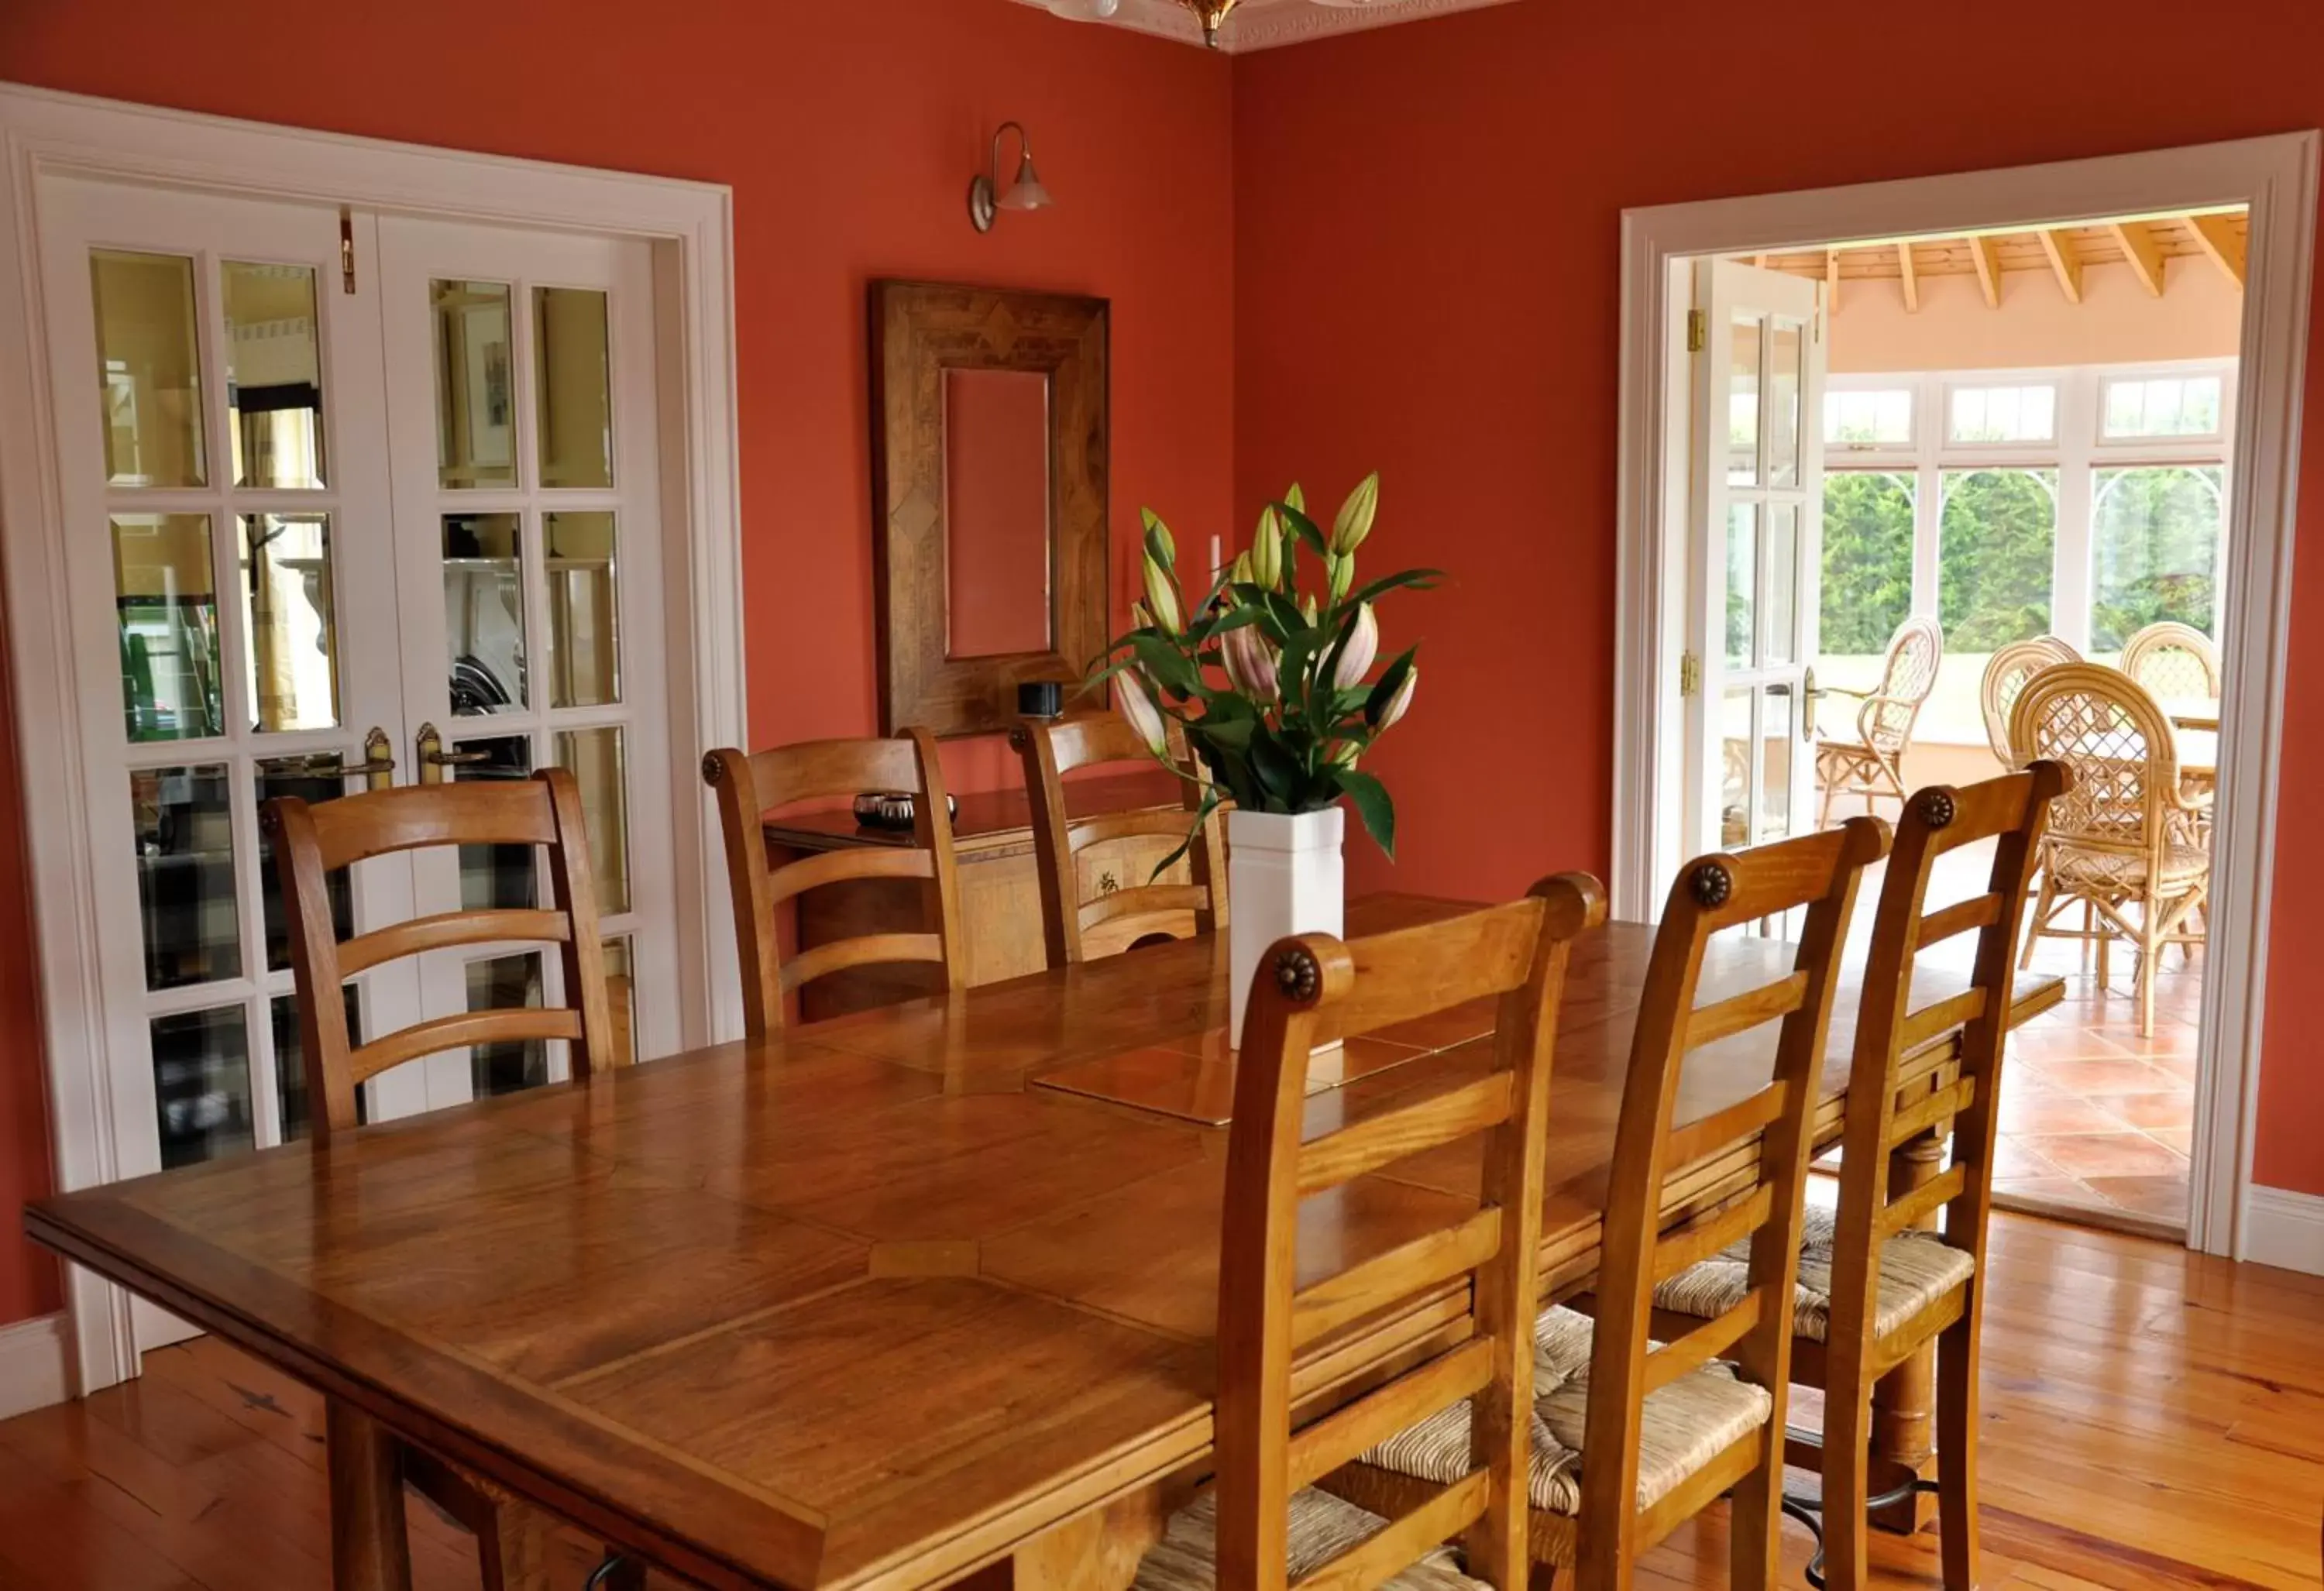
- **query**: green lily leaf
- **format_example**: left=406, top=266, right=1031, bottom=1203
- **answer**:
left=1337, top=769, right=1397, bottom=860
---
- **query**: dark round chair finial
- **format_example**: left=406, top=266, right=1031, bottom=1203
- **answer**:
left=1690, top=860, right=1734, bottom=909
left=1916, top=788, right=1958, bottom=830
left=701, top=752, right=726, bottom=787
left=259, top=805, right=283, bottom=837
left=1274, top=945, right=1322, bottom=1002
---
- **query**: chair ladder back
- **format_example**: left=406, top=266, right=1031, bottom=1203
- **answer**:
left=1012, top=713, right=1226, bottom=969
left=1579, top=819, right=1889, bottom=1584
left=1825, top=765, right=2068, bottom=1366
left=263, top=768, right=617, bottom=1144
left=1215, top=875, right=1606, bottom=1591
left=701, top=728, right=964, bottom=1037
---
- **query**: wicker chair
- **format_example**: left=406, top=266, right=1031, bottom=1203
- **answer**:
left=2119, top=620, right=2222, bottom=702
left=1978, top=637, right=2080, bottom=768
left=1816, top=616, right=1944, bottom=825
left=2011, top=664, right=2210, bottom=1036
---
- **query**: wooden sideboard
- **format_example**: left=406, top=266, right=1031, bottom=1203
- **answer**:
left=765, top=770, right=1200, bottom=1021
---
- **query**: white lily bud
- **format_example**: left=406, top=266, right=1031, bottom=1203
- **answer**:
left=1332, top=603, right=1380, bottom=690
left=1116, top=672, right=1167, bottom=755
left=1329, top=741, right=1361, bottom=769
left=1377, top=664, right=1418, bottom=730
left=1142, top=552, right=1182, bottom=634
left=1250, top=507, right=1283, bottom=589
left=1221, top=624, right=1279, bottom=700
left=1332, top=472, right=1380, bottom=556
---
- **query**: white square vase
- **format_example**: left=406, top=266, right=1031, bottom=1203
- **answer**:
left=1227, top=805, right=1346, bottom=1049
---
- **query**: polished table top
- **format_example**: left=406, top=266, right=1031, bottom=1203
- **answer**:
left=27, top=895, right=2061, bottom=1591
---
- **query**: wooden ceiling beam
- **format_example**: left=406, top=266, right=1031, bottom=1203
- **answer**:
left=1967, top=235, right=2003, bottom=308
left=2037, top=229, right=2084, bottom=304
left=1826, top=248, right=1841, bottom=314
left=2109, top=221, right=2167, bottom=297
left=2185, top=213, right=2247, bottom=288
left=1896, top=241, right=1919, bottom=311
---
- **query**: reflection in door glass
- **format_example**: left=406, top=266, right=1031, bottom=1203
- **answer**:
left=242, top=513, right=339, bottom=732
left=468, top=951, right=547, bottom=1098
left=455, top=734, right=537, bottom=911
left=91, top=249, right=208, bottom=489
left=1719, top=689, right=1752, bottom=849
left=432, top=280, right=517, bottom=489
left=1728, top=313, right=1762, bottom=486
left=1758, top=688, right=1793, bottom=842
left=256, top=758, right=354, bottom=971
left=132, top=765, right=239, bottom=990
left=1768, top=319, right=1803, bottom=490
left=1764, top=503, right=1796, bottom=666
left=602, top=934, right=635, bottom=1067
left=534, top=286, right=614, bottom=489
left=545, top=511, right=619, bottom=707
left=151, top=1004, right=252, bottom=1168
left=444, top=514, right=527, bottom=714
left=273, top=986, right=362, bottom=1144
left=1724, top=503, right=1757, bottom=668
left=555, top=727, right=629, bottom=915
left=113, top=514, right=224, bottom=742
left=222, top=260, right=327, bottom=490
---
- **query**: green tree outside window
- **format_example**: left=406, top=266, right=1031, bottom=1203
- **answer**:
left=1939, top=469, right=2058, bottom=651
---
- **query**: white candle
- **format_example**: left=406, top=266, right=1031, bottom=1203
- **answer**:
left=1208, top=533, right=1222, bottom=577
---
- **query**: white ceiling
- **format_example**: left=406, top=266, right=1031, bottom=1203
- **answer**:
left=1009, top=0, right=1518, bottom=53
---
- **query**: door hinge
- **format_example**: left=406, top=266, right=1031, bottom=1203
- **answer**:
left=339, top=205, right=356, bottom=295
left=1679, top=650, right=1701, bottom=698
left=1686, top=309, right=1707, bottom=353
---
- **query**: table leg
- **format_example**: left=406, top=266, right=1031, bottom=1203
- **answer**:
left=999, top=1486, right=1169, bottom=1591
left=1868, top=1125, right=1944, bottom=1533
left=326, top=1399, right=413, bottom=1590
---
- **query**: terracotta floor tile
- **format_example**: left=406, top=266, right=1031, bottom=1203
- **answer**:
left=2023, top=1057, right=2184, bottom=1097
left=2102, top=1091, right=2196, bottom=1131
left=2140, top=1125, right=2195, bottom=1156
left=1992, top=1136, right=2068, bottom=1180
left=1990, top=1176, right=2097, bottom=1205
left=2006, top=1026, right=2135, bottom=1063
left=2078, top=1023, right=2199, bottom=1060
left=2083, top=1172, right=2192, bottom=1222
left=1996, top=1091, right=2132, bottom=1136
left=2019, top=1130, right=2187, bottom=1179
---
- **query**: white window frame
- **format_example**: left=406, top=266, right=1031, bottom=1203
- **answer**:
left=1825, top=356, right=2237, bottom=686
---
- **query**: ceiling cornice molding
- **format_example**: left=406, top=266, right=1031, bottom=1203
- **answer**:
left=1007, top=0, right=1518, bottom=53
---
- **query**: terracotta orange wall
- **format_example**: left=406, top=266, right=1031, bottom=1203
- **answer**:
left=1232, top=0, right=2324, bottom=1197
left=0, top=0, right=1235, bottom=1324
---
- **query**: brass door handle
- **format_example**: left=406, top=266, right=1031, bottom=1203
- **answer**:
left=1801, top=667, right=1820, bottom=742
left=416, top=721, right=491, bottom=785
left=285, top=727, right=398, bottom=792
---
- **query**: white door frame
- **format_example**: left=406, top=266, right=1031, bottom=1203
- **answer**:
left=1611, top=133, right=2319, bottom=1263
left=0, top=82, right=748, bottom=1394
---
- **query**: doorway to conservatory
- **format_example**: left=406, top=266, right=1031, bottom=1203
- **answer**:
left=1644, top=187, right=2277, bottom=1246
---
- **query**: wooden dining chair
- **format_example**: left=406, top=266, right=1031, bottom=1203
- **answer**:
left=264, top=768, right=631, bottom=1591
left=1012, top=713, right=1226, bottom=968
left=1131, top=874, right=1606, bottom=1591
left=1977, top=636, right=2079, bottom=768
left=1817, top=616, right=1944, bottom=826
left=2119, top=620, right=2222, bottom=702
left=702, top=729, right=965, bottom=1038
left=1329, top=820, right=1890, bottom=1591
left=2009, top=665, right=2208, bottom=1035
left=1651, top=766, right=2067, bottom=1591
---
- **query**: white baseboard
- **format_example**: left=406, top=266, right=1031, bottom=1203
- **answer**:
left=2243, top=1185, right=2324, bottom=1277
left=0, top=1311, right=70, bottom=1420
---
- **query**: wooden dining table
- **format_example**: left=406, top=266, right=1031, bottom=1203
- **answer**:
left=26, top=894, right=2062, bottom=1591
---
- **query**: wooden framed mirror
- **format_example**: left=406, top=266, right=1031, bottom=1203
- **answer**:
left=871, top=280, right=1109, bottom=737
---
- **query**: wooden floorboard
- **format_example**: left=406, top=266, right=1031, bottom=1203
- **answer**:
left=0, top=1211, right=2315, bottom=1590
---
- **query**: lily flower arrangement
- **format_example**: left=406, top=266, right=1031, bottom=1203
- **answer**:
left=1090, top=472, right=1438, bottom=864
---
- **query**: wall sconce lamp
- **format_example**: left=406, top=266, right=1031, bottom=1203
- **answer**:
left=968, top=122, right=1054, bottom=234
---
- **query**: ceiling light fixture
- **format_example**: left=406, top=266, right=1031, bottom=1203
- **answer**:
left=1175, top=0, right=1243, bottom=46
left=968, top=122, right=1055, bottom=235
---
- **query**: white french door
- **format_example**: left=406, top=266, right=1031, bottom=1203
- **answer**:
left=1683, top=258, right=1827, bottom=867
left=373, top=216, right=679, bottom=1118
left=36, top=180, right=683, bottom=1356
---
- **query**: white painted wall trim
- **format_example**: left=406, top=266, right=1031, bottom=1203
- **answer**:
left=2243, top=1186, right=2324, bottom=1277
left=0, top=81, right=748, bottom=1398
left=1611, top=133, right=2319, bottom=1266
left=1008, top=0, right=1518, bottom=52
left=0, top=1313, right=70, bottom=1421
